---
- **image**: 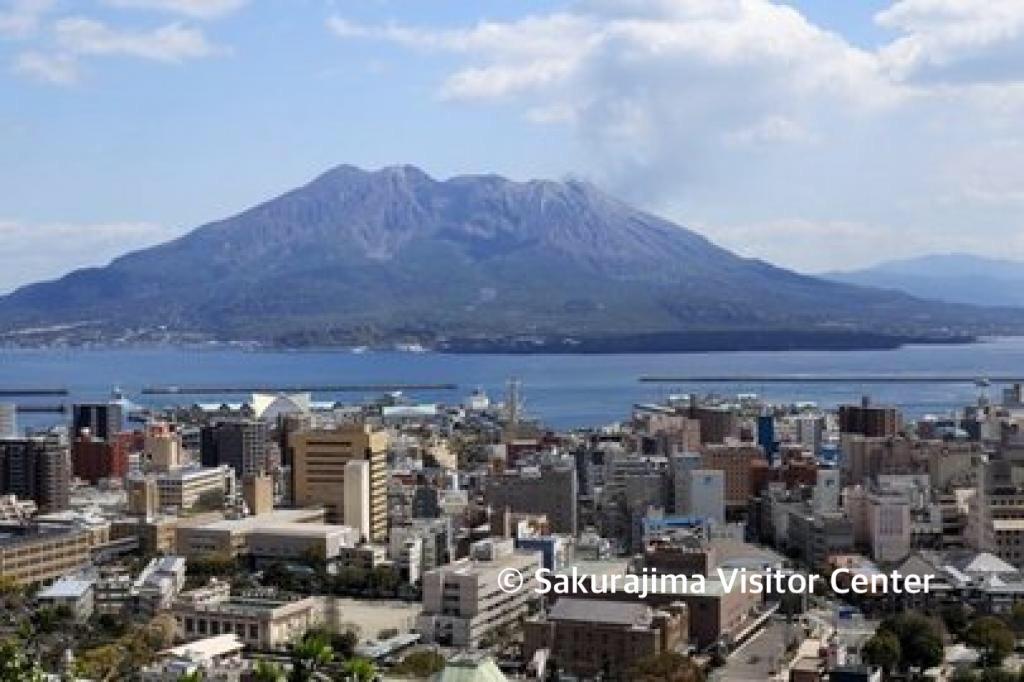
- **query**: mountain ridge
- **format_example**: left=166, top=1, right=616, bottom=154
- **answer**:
left=0, top=165, right=1020, bottom=350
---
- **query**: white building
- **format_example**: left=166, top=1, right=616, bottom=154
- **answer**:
left=344, top=459, right=371, bottom=542
left=417, top=538, right=542, bottom=648
left=0, top=403, right=16, bottom=438
left=687, top=469, right=725, bottom=525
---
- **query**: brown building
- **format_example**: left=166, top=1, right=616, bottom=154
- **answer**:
left=838, top=400, right=900, bottom=438
left=700, top=443, right=765, bottom=512
left=690, top=406, right=740, bottom=444
left=242, top=473, right=274, bottom=516
left=72, top=432, right=128, bottom=484
left=524, top=599, right=688, bottom=681
left=291, top=424, right=388, bottom=541
left=0, top=523, right=91, bottom=586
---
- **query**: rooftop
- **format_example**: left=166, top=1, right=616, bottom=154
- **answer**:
left=548, top=598, right=653, bottom=628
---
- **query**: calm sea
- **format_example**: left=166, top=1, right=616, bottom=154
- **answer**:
left=4, top=337, right=1024, bottom=429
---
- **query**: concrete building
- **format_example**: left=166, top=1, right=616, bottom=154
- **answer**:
left=172, top=590, right=324, bottom=650
left=173, top=508, right=347, bottom=560
left=72, top=431, right=128, bottom=484
left=241, top=473, right=273, bottom=516
left=389, top=518, right=452, bottom=573
left=0, top=523, right=91, bottom=586
left=699, top=443, right=765, bottom=513
left=0, top=436, right=71, bottom=513
left=0, top=403, right=16, bottom=438
left=145, top=422, right=185, bottom=472
left=813, top=469, right=841, bottom=514
left=523, top=599, right=688, bottom=680
left=686, top=469, right=726, bottom=524
left=838, top=401, right=900, bottom=438
left=36, top=577, right=95, bottom=622
left=484, top=464, right=578, bottom=535
left=344, top=459, right=371, bottom=542
left=200, top=420, right=267, bottom=478
left=292, top=424, right=388, bottom=541
left=417, top=538, right=542, bottom=648
left=72, top=402, right=123, bottom=442
left=150, top=465, right=234, bottom=512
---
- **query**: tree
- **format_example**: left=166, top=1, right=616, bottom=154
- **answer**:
left=289, top=632, right=334, bottom=682
left=629, top=652, right=704, bottom=682
left=252, top=660, right=286, bottom=682
left=941, top=604, right=972, bottom=638
left=965, top=616, right=1015, bottom=667
left=0, top=639, right=44, bottom=682
left=340, top=658, right=377, bottom=682
left=862, top=631, right=901, bottom=676
left=877, top=612, right=944, bottom=674
left=391, top=650, right=446, bottom=677
left=1010, top=603, right=1024, bottom=635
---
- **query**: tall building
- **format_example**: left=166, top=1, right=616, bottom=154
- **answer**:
left=838, top=399, right=900, bottom=438
left=72, top=402, right=124, bottom=442
left=241, top=473, right=274, bottom=516
left=0, top=437, right=70, bottom=513
left=145, top=422, right=184, bottom=471
left=343, top=460, right=371, bottom=542
left=291, top=424, right=388, bottom=541
left=484, top=464, right=578, bottom=535
left=200, top=420, right=267, bottom=477
left=0, top=404, right=16, bottom=439
left=71, top=431, right=128, bottom=484
left=686, top=469, right=725, bottom=524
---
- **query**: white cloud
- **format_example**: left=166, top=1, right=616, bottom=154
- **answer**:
left=0, top=0, right=53, bottom=38
left=876, top=0, right=1024, bottom=83
left=12, top=49, right=78, bottom=83
left=326, top=0, right=1024, bottom=267
left=0, top=220, right=173, bottom=293
left=54, top=16, right=220, bottom=62
left=101, top=0, right=247, bottom=20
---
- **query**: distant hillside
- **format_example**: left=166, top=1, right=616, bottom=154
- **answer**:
left=825, top=254, right=1024, bottom=308
left=0, top=166, right=1021, bottom=350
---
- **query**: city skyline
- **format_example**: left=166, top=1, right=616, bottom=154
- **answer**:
left=3, top=0, right=1024, bottom=292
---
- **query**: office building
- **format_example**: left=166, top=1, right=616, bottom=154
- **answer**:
left=838, top=400, right=900, bottom=438
left=484, top=464, right=577, bottom=535
left=36, top=578, right=95, bottom=622
left=200, top=420, right=267, bottom=477
left=241, top=473, right=274, bottom=516
left=292, top=424, right=389, bottom=541
left=417, top=538, right=542, bottom=648
left=145, top=422, right=184, bottom=472
left=344, top=459, right=371, bottom=541
left=685, top=469, right=726, bottom=524
left=0, top=523, right=92, bottom=586
left=72, top=402, right=123, bottom=442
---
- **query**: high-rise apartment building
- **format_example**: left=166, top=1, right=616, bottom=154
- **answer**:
left=0, top=437, right=71, bottom=513
left=71, top=431, right=128, bottom=484
left=484, top=463, right=578, bottom=535
left=291, top=423, right=388, bottom=541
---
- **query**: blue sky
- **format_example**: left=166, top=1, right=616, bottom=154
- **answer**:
left=2, top=0, right=1024, bottom=292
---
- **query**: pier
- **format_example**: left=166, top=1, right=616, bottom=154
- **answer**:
left=141, top=383, right=458, bottom=395
left=639, top=374, right=1015, bottom=384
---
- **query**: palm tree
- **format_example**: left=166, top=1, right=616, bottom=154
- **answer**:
left=289, top=633, right=334, bottom=682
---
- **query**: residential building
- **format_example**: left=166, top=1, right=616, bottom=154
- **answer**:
left=72, top=402, right=123, bottom=442
left=200, top=420, right=267, bottom=477
left=484, top=464, right=578, bottom=535
left=72, top=431, right=128, bottom=484
left=0, top=523, right=91, bottom=586
left=0, top=436, right=71, bottom=512
left=36, top=577, right=95, bottom=622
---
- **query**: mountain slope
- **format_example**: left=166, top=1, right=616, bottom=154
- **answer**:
left=0, top=165, right=1020, bottom=348
left=826, top=254, right=1024, bottom=308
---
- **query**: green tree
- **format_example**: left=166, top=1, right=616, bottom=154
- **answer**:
left=0, top=639, right=44, bottom=682
left=862, top=631, right=901, bottom=676
left=629, top=652, right=704, bottom=682
left=340, top=658, right=377, bottom=682
left=177, top=671, right=204, bottom=682
left=941, top=603, right=972, bottom=637
left=1010, top=603, right=1024, bottom=635
left=391, top=650, right=446, bottom=677
left=289, top=632, right=334, bottom=682
left=965, top=616, right=1015, bottom=667
left=252, top=660, right=286, bottom=682
left=877, top=612, right=944, bottom=674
